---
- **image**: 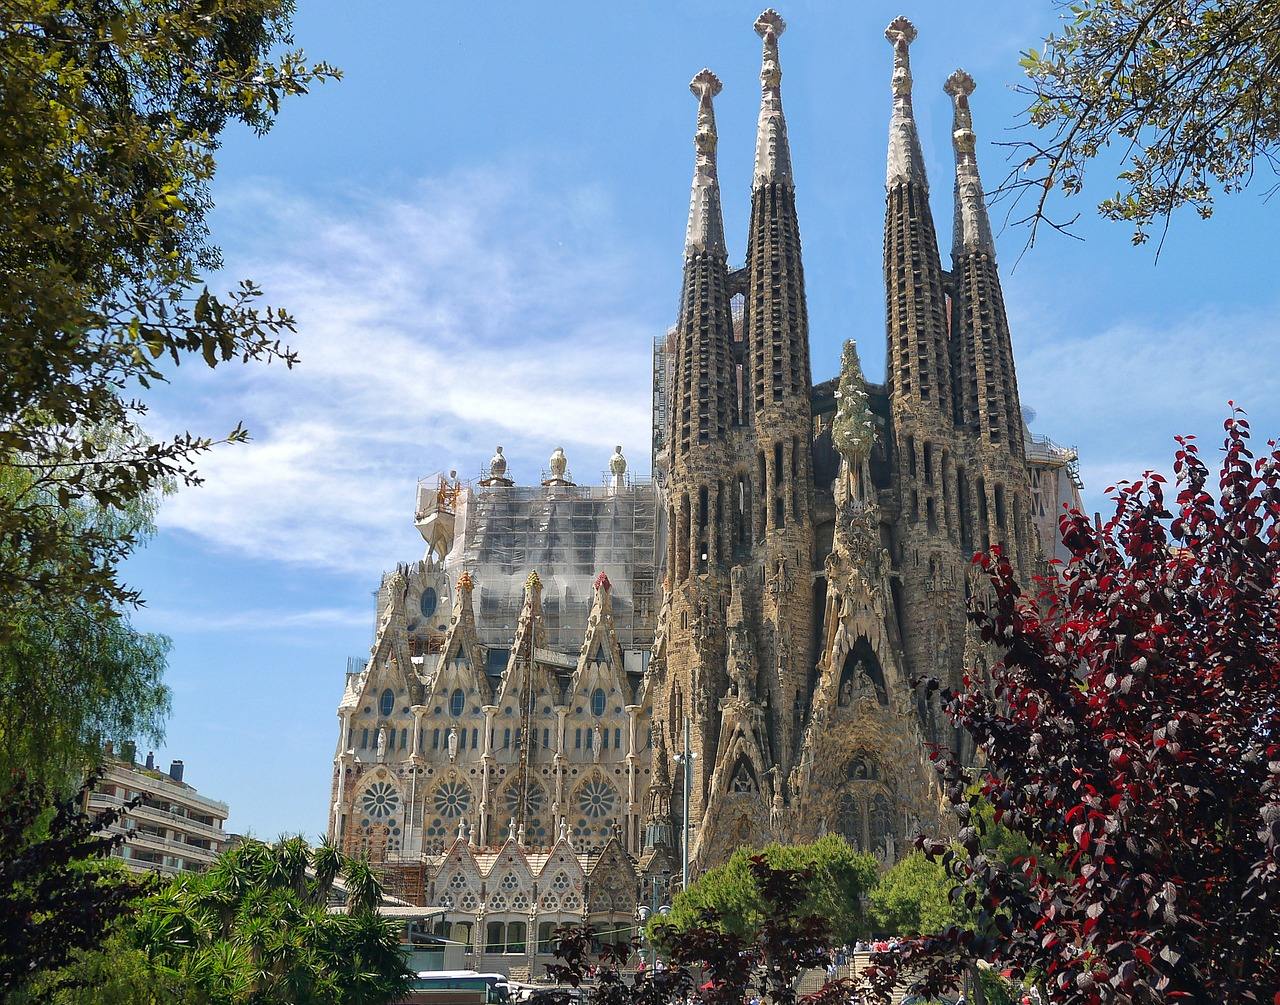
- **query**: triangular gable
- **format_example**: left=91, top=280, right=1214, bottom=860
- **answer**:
left=570, top=573, right=631, bottom=703
left=426, top=571, right=493, bottom=707
left=497, top=571, right=559, bottom=705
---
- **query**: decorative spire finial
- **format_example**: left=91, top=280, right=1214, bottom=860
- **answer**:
left=884, top=16, right=927, bottom=190
left=525, top=570, right=542, bottom=594
left=684, top=69, right=727, bottom=256
left=945, top=69, right=995, bottom=257
left=945, top=69, right=976, bottom=154
left=885, top=15, right=917, bottom=89
left=752, top=9, right=793, bottom=189
left=457, top=570, right=474, bottom=594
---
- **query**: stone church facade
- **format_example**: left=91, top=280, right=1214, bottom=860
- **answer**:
left=327, top=11, right=1083, bottom=972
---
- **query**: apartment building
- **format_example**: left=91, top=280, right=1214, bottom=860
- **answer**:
left=90, top=745, right=230, bottom=876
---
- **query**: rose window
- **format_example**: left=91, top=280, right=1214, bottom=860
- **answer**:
left=577, top=779, right=617, bottom=819
left=460, top=891, right=478, bottom=911
left=433, top=781, right=471, bottom=819
left=360, top=782, right=399, bottom=820
left=503, top=782, right=545, bottom=816
left=550, top=871, right=571, bottom=893
left=448, top=872, right=468, bottom=892
left=499, top=872, right=520, bottom=892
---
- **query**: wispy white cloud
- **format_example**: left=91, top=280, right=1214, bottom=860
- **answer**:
left=1012, top=300, right=1280, bottom=511
left=150, top=168, right=658, bottom=573
left=136, top=605, right=372, bottom=634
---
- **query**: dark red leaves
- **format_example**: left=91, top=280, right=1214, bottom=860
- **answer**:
left=872, top=413, right=1280, bottom=1004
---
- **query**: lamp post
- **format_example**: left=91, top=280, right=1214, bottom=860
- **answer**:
left=673, top=719, right=696, bottom=891
left=636, top=873, right=671, bottom=970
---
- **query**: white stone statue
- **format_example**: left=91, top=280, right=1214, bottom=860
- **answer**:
left=447, top=725, right=458, bottom=761
left=549, top=446, right=568, bottom=480
left=609, top=445, right=627, bottom=476
left=592, top=723, right=602, bottom=762
left=375, top=726, right=387, bottom=759
left=489, top=445, right=508, bottom=479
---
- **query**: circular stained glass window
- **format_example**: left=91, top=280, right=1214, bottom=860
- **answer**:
left=360, top=782, right=399, bottom=820
left=504, top=782, right=545, bottom=817
left=420, top=587, right=438, bottom=619
left=434, top=780, right=471, bottom=819
left=577, top=778, right=617, bottom=819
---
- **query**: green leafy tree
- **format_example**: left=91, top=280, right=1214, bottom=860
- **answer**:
left=866, top=853, right=962, bottom=937
left=0, top=1, right=339, bottom=620
left=1008, top=0, right=1280, bottom=250
left=650, top=835, right=878, bottom=946
left=43, top=836, right=410, bottom=1005
left=0, top=773, right=150, bottom=996
left=0, top=458, right=170, bottom=789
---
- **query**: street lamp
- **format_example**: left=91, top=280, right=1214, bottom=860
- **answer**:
left=636, top=877, right=671, bottom=970
left=672, top=721, right=696, bottom=891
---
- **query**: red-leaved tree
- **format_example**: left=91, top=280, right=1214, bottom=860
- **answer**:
left=866, top=411, right=1280, bottom=1004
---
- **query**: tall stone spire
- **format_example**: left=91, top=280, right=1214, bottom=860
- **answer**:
left=744, top=8, right=814, bottom=786
left=658, top=66, right=738, bottom=840
left=753, top=9, right=792, bottom=189
left=882, top=15, right=951, bottom=421
left=882, top=17, right=965, bottom=752
left=945, top=70, right=995, bottom=258
left=885, top=16, right=928, bottom=190
left=685, top=69, right=726, bottom=257
left=670, top=68, right=735, bottom=464
left=945, top=70, right=1032, bottom=577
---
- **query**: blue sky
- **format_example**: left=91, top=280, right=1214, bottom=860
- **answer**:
left=124, top=1, right=1280, bottom=839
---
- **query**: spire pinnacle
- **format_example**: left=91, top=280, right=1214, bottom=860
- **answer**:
left=945, top=69, right=995, bottom=257
left=685, top=69, right=727, bottom=256
left=753, top=9, right=792, bottom=189
left=884, top=16, right=927, bottom=190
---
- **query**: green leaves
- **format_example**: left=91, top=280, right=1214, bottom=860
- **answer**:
left=1005, top=0, right=1280, bottom=253
left=0, top=0, right=336, bottom=621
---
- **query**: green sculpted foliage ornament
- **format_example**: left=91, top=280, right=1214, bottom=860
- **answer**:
left=831, top=340, right=874, bottom=461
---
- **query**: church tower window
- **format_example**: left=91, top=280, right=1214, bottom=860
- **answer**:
left=449, top=689, right=465, bottom=717
left=379, top=689, right=394, bottom=716
left=591, top=688, right=606, bottom=716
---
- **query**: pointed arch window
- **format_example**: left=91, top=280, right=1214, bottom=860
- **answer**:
left=379, top=689, right=394, bottom=716
left=449, top=689, right=465, bottom=717
left=590, top=688, right=606, bottom=716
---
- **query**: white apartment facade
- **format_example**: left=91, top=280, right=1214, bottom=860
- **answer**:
left=90, top=749, right=230, bottom=876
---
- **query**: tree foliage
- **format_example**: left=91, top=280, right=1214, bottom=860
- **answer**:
left=0, top=0, right=338, bottom=618
left=649, top=835, right=878, bottom=946
left=555, top=857, right=840, bottom=1005
left=867, top=411, right=1280, bottom=1004
left=40, top=836, right=410, bottom=1005
left=866, top=852, right=963, bottom=937
left=1007, top=0, right=1280, bottom=250
left=0, top=462, right=170, bottom=789
left=0, top=772, right=150, bottom=995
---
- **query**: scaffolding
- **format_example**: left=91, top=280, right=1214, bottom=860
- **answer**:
left=443, top=480, right=658, bottom=658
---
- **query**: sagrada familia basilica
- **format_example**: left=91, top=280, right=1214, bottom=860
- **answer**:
left=327, top=12, right=1083, bottom=972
